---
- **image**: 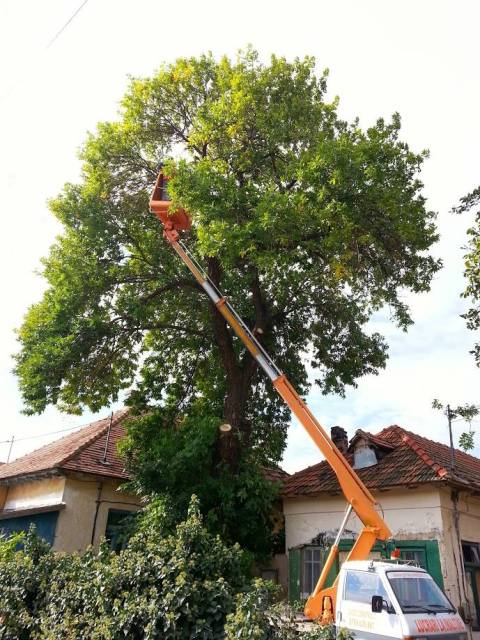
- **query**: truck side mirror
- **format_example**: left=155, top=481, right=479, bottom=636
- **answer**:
left=371, top=595, right=384, bottom=613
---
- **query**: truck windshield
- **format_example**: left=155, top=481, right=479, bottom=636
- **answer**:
left=387, top=571, right=454, bottom=614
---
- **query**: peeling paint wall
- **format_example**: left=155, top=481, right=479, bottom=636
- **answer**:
left=438, top=487, right=480, bottom=623
left=283, top=485, right=480, bottom=631
left=2, top=477, right=65, bottom=511
left=53, top=476, right=141, bottom=553
left=283, top=487, right=443, bottom=552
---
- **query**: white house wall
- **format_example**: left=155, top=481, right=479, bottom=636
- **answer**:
left=284, top=486, right=444, bottom=551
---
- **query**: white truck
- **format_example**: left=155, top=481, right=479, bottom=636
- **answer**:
left=335, top=560, right=466, bottom=640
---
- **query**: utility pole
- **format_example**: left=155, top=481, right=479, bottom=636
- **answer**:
left=446, top=404, right=456, bottom=471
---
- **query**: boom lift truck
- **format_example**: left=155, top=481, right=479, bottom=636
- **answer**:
left=149, top=170, right=466, bottom=638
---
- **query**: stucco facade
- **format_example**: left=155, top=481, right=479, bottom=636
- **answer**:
left=284, top=485, right=480, bottom=636
left=0, top=412, right=143, bottom=553
left=1, top=477, right=66, bottom=512
left=55, top=475, right=141, bottom=552
left=0, top=473, right=141, bottom=552
left=284, top=486, right=444, bottom=551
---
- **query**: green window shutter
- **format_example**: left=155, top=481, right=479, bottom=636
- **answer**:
left=425, top=540, right=444, bottom=589
left=288, top=548, right=301, bottom=603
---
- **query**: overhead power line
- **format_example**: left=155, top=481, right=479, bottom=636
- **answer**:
left=0, top=0, right=90, bottom=102
left=46, top=0, right=90, bottom=49
left=0, top=423, right=84, bottom=447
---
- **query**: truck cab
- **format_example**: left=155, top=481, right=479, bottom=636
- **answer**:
left=336, top=561, right=466, bottom=640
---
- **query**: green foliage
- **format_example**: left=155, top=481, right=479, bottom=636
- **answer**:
left=16, top=49, right=439, bottom=429
left=13, top=49, right=441, bottom=558
left=224, top=581, right=354, bottom=640
left=432, top=399, right=479, bottom=451
left=119, top=409, right=282, bottom=558
left=0, top=498, right=249, bottom=639
left=224, top=579, right=296, bottom=640
left=459, top=430, right=475, bottom=452
left=453, top=185, right=480, bottom=367
left=0, top=531, right=24, bottom=562
left=0, top=526, right=56, bottom=639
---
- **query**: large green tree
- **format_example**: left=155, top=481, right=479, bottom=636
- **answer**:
left=15, top=50, right=440, bottom=475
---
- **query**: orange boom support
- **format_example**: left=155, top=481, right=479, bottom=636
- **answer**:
left=149, top=170, right=392, bottom=624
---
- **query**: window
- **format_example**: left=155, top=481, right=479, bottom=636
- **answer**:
left=344, top=570, right=388, bottom=605
left=465, top=568, right=480, bottom=628
left=105, top=509, right=133, bottom=552
left=400, top=548, right=427, bottom=569
left=462, top=540, right=480, bottom=630
left=0, top=511, right=59, bottom=546
left=387, top=571, right=453, bottom=614
left=462, top=542, right=480, bottom=564
left=302, top=548, right=322, bottom=597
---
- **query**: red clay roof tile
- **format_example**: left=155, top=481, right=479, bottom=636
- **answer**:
left=282, top=425, right=480, bottom=498
left=0, top=410, right=130, bottom=483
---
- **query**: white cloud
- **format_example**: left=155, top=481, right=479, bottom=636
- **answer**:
left=0, top=0, right=479, bottom=469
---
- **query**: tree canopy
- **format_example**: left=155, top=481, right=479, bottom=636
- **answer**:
left=15, top=50, right=440, bottom=476
left=453, top=185, right=480, bottom=366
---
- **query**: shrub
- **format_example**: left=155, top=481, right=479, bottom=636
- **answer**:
left=0, top=497, right=247, bottom=639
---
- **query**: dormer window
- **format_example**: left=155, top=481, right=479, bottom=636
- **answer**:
left=353, top=439, right=378, bottom=469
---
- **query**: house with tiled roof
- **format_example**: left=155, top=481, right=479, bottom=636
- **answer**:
left=0, top=410, right=141, bottom=552
left=282, top=425, right=480, bottom=632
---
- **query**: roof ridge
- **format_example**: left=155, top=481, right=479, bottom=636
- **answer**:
left=395, top=428, right=449, bottom=479
left=56, top=409, right=129, bottom=468
left=399, top=426, right=480, bottom=465
left=285, top=459, right=325, bottom=481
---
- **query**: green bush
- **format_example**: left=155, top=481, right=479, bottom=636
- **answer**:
left=225, top=579, right=297, bottom=640
left=0, top=498, right=247, bottom=639
left=0, top=504, right=354, bottom=639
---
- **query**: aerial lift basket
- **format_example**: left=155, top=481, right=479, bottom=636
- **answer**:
left=149, top=171, right=191, bottom=232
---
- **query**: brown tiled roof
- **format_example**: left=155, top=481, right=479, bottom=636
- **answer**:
left=282, top=425, right=480, bottom=498
left=0, top=410, right=130, bottom=484
left=348, top=429, right=395, bottom=451
left=262, top=465, right=290, bottom=485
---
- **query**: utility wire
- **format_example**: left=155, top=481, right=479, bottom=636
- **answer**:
left=45, top=0, right=89, bottom=49
left=0, top=0, right=90, bottom=102
left=0, top=423, right=84, bottom=446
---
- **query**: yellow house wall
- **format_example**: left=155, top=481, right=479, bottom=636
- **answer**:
left=53, top=476, right=141, bottom=553
left=2, top=477, right=65, bottom=511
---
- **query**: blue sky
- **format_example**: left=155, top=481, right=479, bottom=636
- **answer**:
left=0, top=0, right=479, bottom=472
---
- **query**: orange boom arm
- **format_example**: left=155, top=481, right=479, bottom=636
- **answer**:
left=149, top=170, right=392, bottom=623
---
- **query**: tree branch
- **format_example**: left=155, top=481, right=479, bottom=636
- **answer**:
left=140, top=278, right=204, bottom=304
left=135, top=322, right=209, bottom=339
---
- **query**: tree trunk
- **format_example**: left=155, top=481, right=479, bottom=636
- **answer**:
left=207, top=257, right=264, bottom=473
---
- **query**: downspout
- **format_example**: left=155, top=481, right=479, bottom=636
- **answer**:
left=91, top=481, right=103, bottom=546
left=451, top=488, right=473, bottom=640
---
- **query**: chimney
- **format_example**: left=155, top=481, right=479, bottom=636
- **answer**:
left=331, top=426, right=348, bottom=454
